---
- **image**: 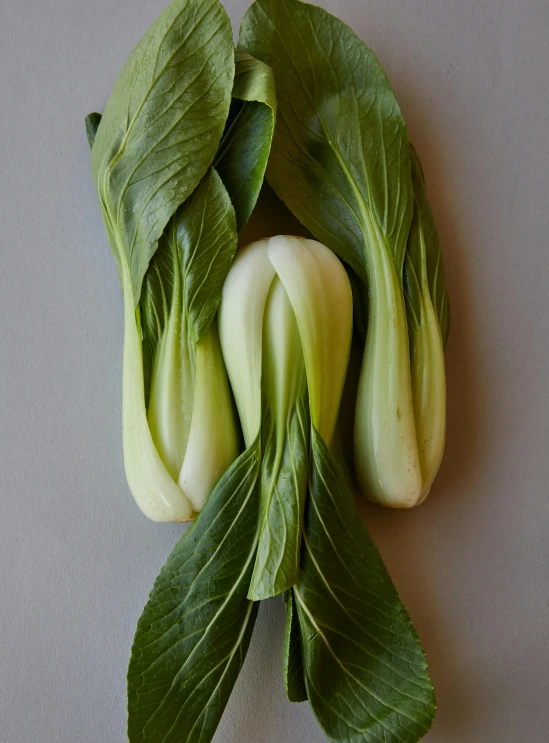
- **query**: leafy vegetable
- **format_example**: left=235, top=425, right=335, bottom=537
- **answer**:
left=88, top=0, right=241, bottom=521
left=87, top=3, right=451, bottom=742
left=219, top=234, right=435, bottom=742
left=87, top=37, right=277, bottom=518
left=219, top=236, right=353, bottom=600
left=239, top=0, right=449, bottom=509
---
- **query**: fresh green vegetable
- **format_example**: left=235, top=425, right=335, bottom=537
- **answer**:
left=87, top=2, right=451, bottom=742
left=219, top=235, right=353, bottom=599
left=217, top=236, right=435, bottom=742
left=239, top=0, right=450, bottom=509
left=89, top=0, right=236, bottom=521
left=87, top=0, right=277, bottom=521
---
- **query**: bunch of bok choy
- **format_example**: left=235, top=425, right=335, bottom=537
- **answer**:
left=86, top=0, right=451, bottom=741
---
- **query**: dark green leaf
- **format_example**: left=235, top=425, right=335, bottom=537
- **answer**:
left=405, top=146, right=451, bottom=348
left=85, top=112, right=102, bottom=148
left=127, top=439, right=261, bottom=743
left=91, top=0, right=234, bottom=302
left=239, top=0, right=412, bottom=284
left=283, top=591, right=308, bottom=703
left=215, top=50, right=276, bottom=230
left=294, top=429, right=436, bottom=743
left=249, top=391, right=310, bottom=599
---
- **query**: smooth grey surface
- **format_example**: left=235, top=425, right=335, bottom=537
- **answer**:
left=1, top=0, right=548, bottom=741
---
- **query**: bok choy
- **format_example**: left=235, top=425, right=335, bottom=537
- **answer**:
left=89, top=0, right=235, bottom=521
left=239, top=0, right=450, bottom=509
left=219, top=236, right=353, bottom=599
left=87, top=0, right=276, bottom=521
left=85, top=1, right=453, bottom=741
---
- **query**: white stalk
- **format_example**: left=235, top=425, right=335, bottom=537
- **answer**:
left=146, top=253, right=195, bottom=481
left=122, top=279, right=193, bottom=522
left=218, top=240, right=276, bottom=447
left=262, top=276, right=307, bottom=446
left=267, top=236, right=352, bottom=448
left=354, top=224, right=422, bottom=508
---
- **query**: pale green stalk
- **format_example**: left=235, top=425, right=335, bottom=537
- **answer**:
left=355, top=221, right=422, bottom=508
left=218, top=240, right=276, bottom=446
left=178, top=324, right=239, bottom=512
left=122, top=276, right=193, bottom=522
left=146, top=247, right=194, bottom=482
left=266, top=236, right=352, bottom=448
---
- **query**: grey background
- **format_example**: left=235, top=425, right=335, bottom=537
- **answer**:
left=1, top=0, right=548, bottom=740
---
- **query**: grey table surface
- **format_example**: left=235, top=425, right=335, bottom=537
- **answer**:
left=1, top=0, right=548, bottom=741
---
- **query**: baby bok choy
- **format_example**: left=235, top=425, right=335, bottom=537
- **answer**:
left=239, top=0, right=450, bottom=508
left=87, top=0, right=276, bottom=521
left=219, top=235, right=353, bottom=599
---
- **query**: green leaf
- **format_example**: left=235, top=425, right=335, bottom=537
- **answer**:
left=215, top=50, right=276, bottom=230
left=251, top=392, right=309, bottom=599
left=405, top=146, right=450, bottom=348
left=127, top=438, right=261, bottom=743
left=294, top=428, right=436, bottom=743
left=91, top=0, right=234, bottom=303
left=140, top=208, right=189, bottom=413
left=283, top=591, right=308, bottom=703
left=239, top=0, right=412, bottom=283
left=85, top=112, right=102, bottom=148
